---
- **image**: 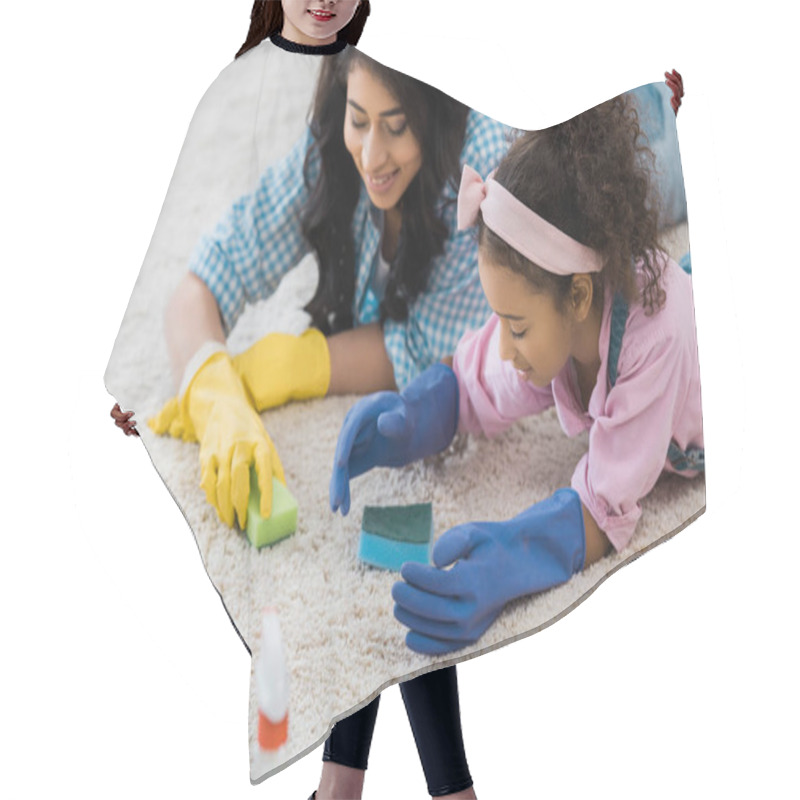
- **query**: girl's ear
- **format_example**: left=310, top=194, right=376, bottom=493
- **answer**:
left=569, top=274, right=594, bottom=322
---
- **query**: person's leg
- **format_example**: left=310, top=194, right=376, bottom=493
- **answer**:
left=315, top=695, right=381, bottom=800
left=400, top=666, right=476, bottom=799
left=628, top=82, right=688, bottom=228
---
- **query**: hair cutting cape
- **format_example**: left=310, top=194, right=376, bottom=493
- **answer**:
left=105, top=37, right=703, bottom=782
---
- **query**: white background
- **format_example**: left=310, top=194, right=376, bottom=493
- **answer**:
left=1, top=1, right=797, bottom=798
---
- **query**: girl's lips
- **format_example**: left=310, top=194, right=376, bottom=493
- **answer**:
left=366, top=169, right=400, bottom=195
left=308, top=9, right=335, bottom=21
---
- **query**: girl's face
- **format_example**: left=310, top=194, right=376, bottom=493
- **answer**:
left=478, top=256, right=575, bottom=387
left=343, top=66, right=424, bottom=213
left=281, top=1, right=360, bottom=46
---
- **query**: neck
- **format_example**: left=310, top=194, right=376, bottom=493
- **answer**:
left=382, top=206, right=402, bottom=261
left=281, top=21, right=336, bottom=47
left=570, top=301, right=603, bottom=372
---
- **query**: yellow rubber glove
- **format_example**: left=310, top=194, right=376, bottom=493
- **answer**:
left=149, top=351, right=285, bottom=528
left=232, top=329, right=331, bottom=411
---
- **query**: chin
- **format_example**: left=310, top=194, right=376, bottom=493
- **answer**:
left=365, top=189, right=401, bottom=211
left=526, top=371, right=550, bottom=388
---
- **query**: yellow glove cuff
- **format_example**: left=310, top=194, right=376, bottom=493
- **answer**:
left=233, top=329, right=331, bottom=411
left=178, top=350, right=243, bottom=442
left=148, top=342, right=229, bottom=441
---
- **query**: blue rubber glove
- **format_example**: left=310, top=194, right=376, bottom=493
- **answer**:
left=392, top=488, right=586, bottom=654
left=330, top=363, right=459, bottom=516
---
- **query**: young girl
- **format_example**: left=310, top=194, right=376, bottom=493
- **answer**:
left=237, top=0, right=370, bottom=55
left=330, top=94, right=704, bottom=655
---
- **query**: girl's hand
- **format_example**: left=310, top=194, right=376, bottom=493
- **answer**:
left=329, top=363, right=460, bottom=516
left=392, top=489, right=587, bottom=655
left=330, top=391, right=431, bottom=516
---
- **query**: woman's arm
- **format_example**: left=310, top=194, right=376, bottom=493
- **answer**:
left=167, top=301, right=397, bottom=408
left=167, top=128, right=318, bottom=391
left=326, top=323, right=398, bottom=395
left=164, top=273, right=226, bottom=390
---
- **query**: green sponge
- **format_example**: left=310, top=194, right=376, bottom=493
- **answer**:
left=359, top=503, right=433, bottom=571
left=245, top=467, right=298, bottom=549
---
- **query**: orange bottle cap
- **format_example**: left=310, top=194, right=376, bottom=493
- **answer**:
left=258, top=710, right=288, bottom=751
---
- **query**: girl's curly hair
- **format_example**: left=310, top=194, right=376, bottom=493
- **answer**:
left=480, top=94, right=666, bottom=315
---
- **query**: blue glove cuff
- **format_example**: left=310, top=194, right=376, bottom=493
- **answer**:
left=554, top=487, right=587, bottom=575
left=509, top=488, right=587, bottom=593
left=401, top=362, right=460, bottom=459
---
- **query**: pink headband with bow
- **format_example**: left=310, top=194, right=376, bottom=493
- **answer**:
left=457, top=164, right=604, bottom=276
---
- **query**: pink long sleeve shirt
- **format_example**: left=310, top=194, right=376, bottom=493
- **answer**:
left=452, top=256, right=703, bottom=552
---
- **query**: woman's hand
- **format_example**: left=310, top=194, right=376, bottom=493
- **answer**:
left=232, top=329, right=330, bottom=411
left=149, top=351, right=284, bottom=527
left=392, top=489, right=587, bottom=655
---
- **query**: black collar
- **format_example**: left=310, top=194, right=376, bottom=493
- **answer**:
left=270, top=32, right=348, bottom=55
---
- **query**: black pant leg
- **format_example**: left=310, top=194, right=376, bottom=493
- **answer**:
left=399, top=666, right=473, bottom=797
left=322, top=695, right=381, bottom=771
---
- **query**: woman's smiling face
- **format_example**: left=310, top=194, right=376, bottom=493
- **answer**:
left=343, top=65, right=424, bottom=212
left=281, top=1, right=360, bottom=46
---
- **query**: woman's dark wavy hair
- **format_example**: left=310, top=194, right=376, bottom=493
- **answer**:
left=236, top=1, right=371, bottom=59
left=480, top=95, right=665, bottom=316
left=301, top=49, right=470, bottom=333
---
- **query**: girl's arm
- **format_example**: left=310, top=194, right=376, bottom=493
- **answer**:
left=326, top=323, right=398, bottom=394
left=572, top=269, right=700, bottom=553
left=582, top=503, right=612, bottom=567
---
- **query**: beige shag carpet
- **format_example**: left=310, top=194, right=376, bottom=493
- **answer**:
left=104, top=42, right=704, bottom=782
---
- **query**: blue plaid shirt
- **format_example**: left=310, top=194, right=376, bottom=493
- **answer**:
left=190, top=110, right=512, bottom=389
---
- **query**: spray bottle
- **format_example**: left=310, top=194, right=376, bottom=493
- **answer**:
left=256, top=607, right=289, bottom=751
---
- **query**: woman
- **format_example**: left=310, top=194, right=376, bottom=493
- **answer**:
left=147, top=25, right=509, bottom=800
left=152, top=46, right=508, bottom=533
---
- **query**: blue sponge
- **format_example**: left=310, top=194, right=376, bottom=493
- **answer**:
left=358, top=503, right=433, bottom=571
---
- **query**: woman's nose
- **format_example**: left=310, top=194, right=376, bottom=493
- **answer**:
left=361, top=130, right=388, bottom=172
